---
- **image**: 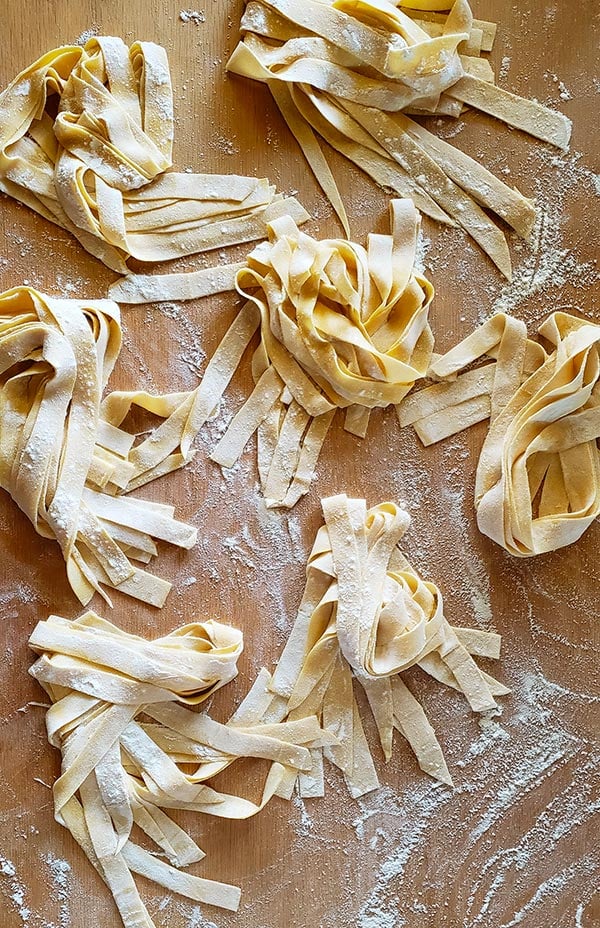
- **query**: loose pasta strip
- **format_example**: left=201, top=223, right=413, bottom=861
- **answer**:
left=115, top=199, right=433, bottom=507
left=28, top=612, right=333, bottom=928
left=0, top=286, right=204, bottom=607
left=227, top=0, right=571, bottom=276
left=0, top=37, right=308, bottom=272
left=269, top=495, right=509, bottom=796
left=402, top=312, right=600, bottom=556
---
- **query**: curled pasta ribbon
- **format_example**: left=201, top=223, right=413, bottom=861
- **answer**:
left=227, top=0, right=571, bottom=276
left=402, top=311, right=600, bottom=556
left=0, top=286, right=205, bottom=608
left=0, top=37, right=308, bottom=272
left=238, top=198, right=433, bottom=409
left=269, top=494, right=509, bottom=796
left=208, top=198, right=433, bottom=507
left=29, top=611, right=333, bottom=927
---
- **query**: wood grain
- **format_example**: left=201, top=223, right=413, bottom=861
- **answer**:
left=0, top=2, right=598, bottom=927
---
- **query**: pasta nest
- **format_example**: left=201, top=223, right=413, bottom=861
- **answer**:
left=0, top=286, right=202, bottom=607
left=402, top=311, right=600, bottom=556
left=271, top=495, right=508, bottom=794
left=0, top=37, right=305, bottom=270
left=236, top=197, right=434, bottom=414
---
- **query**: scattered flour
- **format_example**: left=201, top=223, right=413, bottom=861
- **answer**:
left=355, top=782, right=452, bottom=928
left=75, top=26, right=99, bottom=46
left=42, top=854, right=71, bottom=928
left=414, top=229, right=431, bottom=276
left=0, top=8, right=597, bottom=928
left=0, top=855, right=31, bottom=924
left=499, top=56, right=511, bottom=81
left=179, top=575, right=198, bottom=588
left=185, top=909, right=218, bottom=928
left=179, top=10, right=206, bottom=25
left=546, top=71, right=573, bottom=102
left=291, top=794, right=314, bottom=838
left=497, top=856, right=596, bottom=928
left=491, top=205, right=598, bottom=319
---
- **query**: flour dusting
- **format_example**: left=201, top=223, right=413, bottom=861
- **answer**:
left=0, top=855, right=31, bottom=924
left=0, top=4, right=597, bottom=927
left=74, top=27, right=99, bottom=46
left=179, top=10, right=206, bottom=25
left=42, top=854, right=72, bottom=928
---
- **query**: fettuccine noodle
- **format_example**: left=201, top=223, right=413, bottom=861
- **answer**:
left=400, top=311, right=600, bottom=555
left=27, top=498, right=510, bottom=921
left=269, top=494, right=509, bottom=796
left=211, top=197, right=434, bottom=507
left=108, top=198, right=433, bottom=508
left=0, top=286, right=209, bottom=607
left=0, top=37, right=308, bottom=272
left=29, top=611, right=333, bottom=927
left=227, top=0, right=571, bottom=277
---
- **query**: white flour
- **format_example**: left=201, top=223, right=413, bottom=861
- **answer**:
left=498, top=856, right=596, bottom=928
left=490, top=202, right=598, bottom=320
left=354, top=782, right=452, bottom=928
left=499, top=56, right=511, bottom=81
left=42, top=854, right=71, bottom=928
left=74, top=27, right=99, bottom=46
left=0, top=855, right=32, bottom=924
left=179, top=10, right=206, bottom=25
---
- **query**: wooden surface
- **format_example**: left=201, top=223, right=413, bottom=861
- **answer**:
left=1, top=2, right=599, bottom=927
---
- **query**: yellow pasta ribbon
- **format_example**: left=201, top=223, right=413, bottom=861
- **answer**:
left=103, top=199, right=433, bottom=509
left=270, top=494, right=509, bottom=796
left=402, top=311, right=600, bottom=556
left=0, top=37, right=308, bottom=271
left=206, top=198, right=434, bottom=506
left=0, top=286, right=206, bottom=607
left=29, top=611, right=333, bottom=927
left=227, top=0, right=572, bottom=276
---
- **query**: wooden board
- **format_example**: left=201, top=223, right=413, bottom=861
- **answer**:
left=0, top=1, right=598, bottom=926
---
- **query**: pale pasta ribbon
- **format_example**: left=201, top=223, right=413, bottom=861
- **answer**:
left=0, top=286, right=206, bottom=607
left=0, top=37, right=308, bottom=272
left=29, top=611, right=333, bottom=927
left=401, top=311, right=600, bottom=556
left=210, top=198, right=434, bottom=506
left=227, top=0, right=571, bottom=276
left=269, top=494, right=508, bottom=797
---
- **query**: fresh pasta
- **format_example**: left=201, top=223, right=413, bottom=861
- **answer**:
left=0, top=37, right=308, bottom=272
left=109, top=198, right=433, bottom=508
left=268, top=494, right=509, bottom=795
left=401, top=311, right=600, bottom=555
left=227, top=0, right=571, bottom=277
left=29, top=611, right=332, bottom=927
left=0, top=286, right=205, bottom=607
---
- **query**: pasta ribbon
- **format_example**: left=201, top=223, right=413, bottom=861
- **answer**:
left=0, top=286, right=206, bottom=607
left=269, top=494, right=508, bottom=796
left=401, top=312, right=600, bottom=555
left=29, top=611, right=333, bottom=927
left=227, top=0, right=572, bottom=276
left=211, top=197, right=433, bottom=506
left=0, top=37, right=308, bottom=271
